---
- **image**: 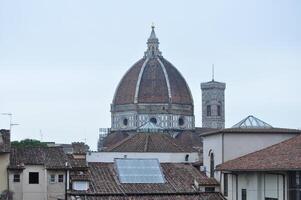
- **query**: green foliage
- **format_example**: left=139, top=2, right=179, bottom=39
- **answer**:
left=11, top=139, right=47, bottom=148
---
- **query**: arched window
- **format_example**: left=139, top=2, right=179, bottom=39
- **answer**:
left=185, top=154, right=189, bottom=162
left=150, top=117, right=157, bottom=124
left=207, top=105, right=211, bottom=116
left=123, top=118, right=128, bottom=126
left=210, top=152, right=215, bottom=178
left=217, top=105, right=221, bottom=116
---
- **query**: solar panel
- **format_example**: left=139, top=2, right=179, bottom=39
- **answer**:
left=115, top=158, right=165, bottom=183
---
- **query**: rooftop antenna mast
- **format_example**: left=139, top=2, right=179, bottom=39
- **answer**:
left=212, top=64, right=215, bottom=81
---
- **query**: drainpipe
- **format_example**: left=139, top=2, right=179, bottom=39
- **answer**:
left=65, top=169, right=68, bottom=200
left=65, top=161, right=69, bottom=200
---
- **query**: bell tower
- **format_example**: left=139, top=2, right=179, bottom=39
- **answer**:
left=201, top=67, right=226, bottom=129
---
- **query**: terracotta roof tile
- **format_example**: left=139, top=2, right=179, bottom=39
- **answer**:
left=76, top=193, right=225, bottom=200
left=113, top=57, right=193, bottom=105
left=81, top=162, right=219, bottom=195
left=113, top=59, right=145, bottom=105
left=9, top=147, right=68, bottom=169
left=137, top=58, right=169, bottom=103
left=217, top=134, right=301, bottom=171
left=67, top=154, right=88, bottom=169
left=105, top=133, right=194, bottom=152
left=160, top=58, right=193, bottom=105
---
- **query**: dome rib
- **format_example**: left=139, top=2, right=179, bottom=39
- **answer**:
left=160, top=58, right=194, bottom=105
left=134, top=58, right=149, bottom=103
left=137, top=58, right=170, bottom=103
left=157, top=57, right=172, bottom=102
left=113, top=58, right=146, bottom=105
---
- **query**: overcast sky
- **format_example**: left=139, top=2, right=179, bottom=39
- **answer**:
left=0, top=0, right=300, bottom=150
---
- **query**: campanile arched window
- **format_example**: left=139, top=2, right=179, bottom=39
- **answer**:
left=207, top=105, right=211, bottom=116
left=210, top=152, right=215, bottom=178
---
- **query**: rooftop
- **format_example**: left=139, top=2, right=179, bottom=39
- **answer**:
left=9, top=146, right=68, bottom=169
left=105, top=133, right=195, bottom=153
left=201, top=127, right=301, bottom=137
left=216, top=134, right=301, bottom=171
left=69, top=162, right=221, bottom=199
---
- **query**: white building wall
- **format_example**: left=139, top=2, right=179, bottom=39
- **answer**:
left=223, top=172, right=286, bottom=200
left=223, top=133, right=297, bottom=162
left=47, top=170, right=66, bottom=200
left=21, top=165, right=47, bottom=200
left=9, top=171, right=24, bottom=200
left=0, top=153, right=9, bottom=192
left=87, top=152, right=199, bottom=163
left=202, top=134, right=223, bottom=179
left=203, top=132, right=298, bottom=183
left=9, top=166, right=66, bottom=200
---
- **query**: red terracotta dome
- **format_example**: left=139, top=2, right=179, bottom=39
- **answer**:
left=113, top=27, right=193, bottom=106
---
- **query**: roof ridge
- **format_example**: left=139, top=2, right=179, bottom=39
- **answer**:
left=106, top=134, right=136, bottom=151
left=217, top=134, right=301, bottom=170
left=144, top=134, right=150, bottom=152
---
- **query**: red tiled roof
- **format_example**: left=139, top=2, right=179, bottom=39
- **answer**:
left=201, top=128, right=301, bottom=137
left=105, top=133, right=195, bottom=153
left=72, top=193, right=225, bottom=200
left=102, top=131, right=130, bottom=149
left=0, top=129, right=10, bottom=153
left=75, top=162, right=219, bottom=196
left=175, top=130, right=203, bottom=150
left=113, top=57, right=193, bottom=105
left=217, top=134, right=301, bottom=171
left=9, top=147, right=68, bottom=169
left=67, top=154, right=87, bottom=169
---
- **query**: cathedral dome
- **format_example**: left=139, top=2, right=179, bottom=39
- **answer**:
left=111, top=26, right=194, bottom=131
left=113, top=27, right=193, bottom=106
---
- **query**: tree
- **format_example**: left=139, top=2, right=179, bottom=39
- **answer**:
left=11, top=139, right=47, bottom=148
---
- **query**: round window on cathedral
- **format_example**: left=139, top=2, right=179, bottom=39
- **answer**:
left=150, top=117, right=157, bottom=124
left=178, top=117, right=185, bottom=126
left=123, top=118, right=128, bottom=126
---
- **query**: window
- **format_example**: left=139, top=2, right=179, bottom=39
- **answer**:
left=223, top=173, right=228, bottom=196
left=185, top=154, right=189, bottom=162
left=289, top=171, right=301, bottom=200
left=58, top=174, right=64, bottom=183
left=217, top=105, right=221, bottom=116
left=123, top=118, right=128, bottom=126
left=242, top=189, right=247, bottom=200
left=50, top=174, right=55, bottom=183
left=178, top=117, right=184, bottom=126
left=150, top=117, right=157, bottom=124
left=210, top=153, right=214, bottom=178
left=207, top=105, right=211, bottom=116
left=29, top=172, right=39, bottom=184
left=13, top=174, right=20, bottom=182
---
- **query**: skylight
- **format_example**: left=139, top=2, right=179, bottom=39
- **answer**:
left=115, top=158, right=165, bottom=184
left=232, top=115, right=273, bottom=129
